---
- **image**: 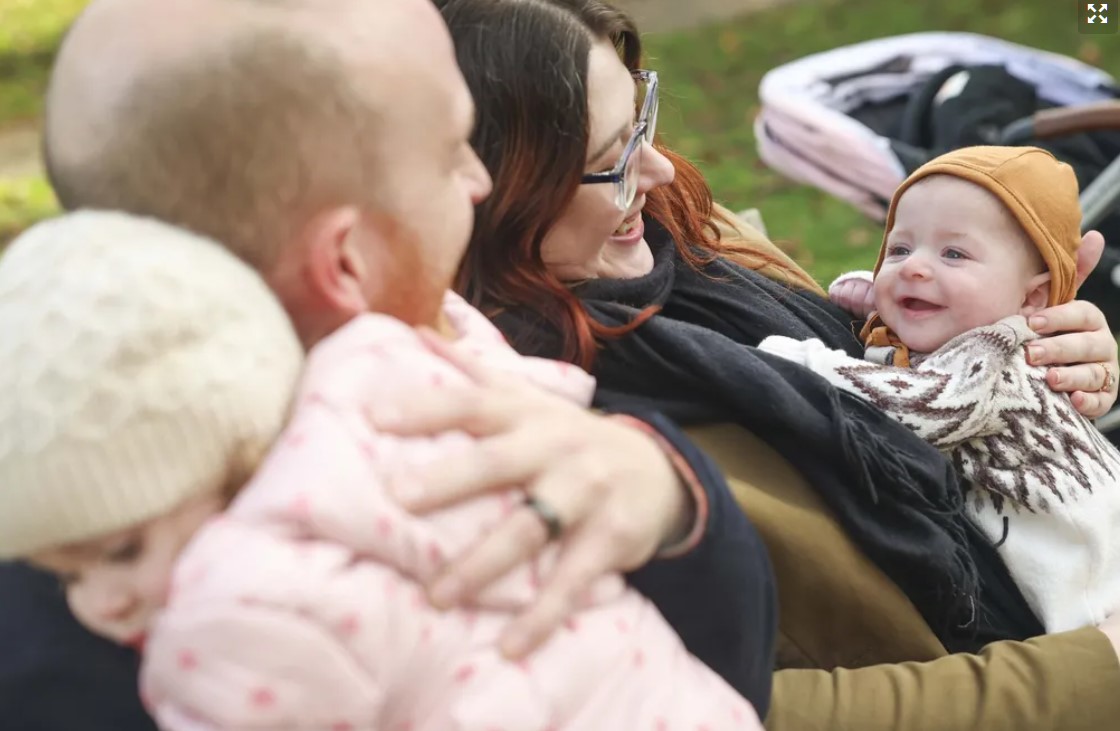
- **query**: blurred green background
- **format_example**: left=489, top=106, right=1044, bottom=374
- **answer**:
left=1, top=0, right=1117, bottom=284
left=0, top=0, right=83, bottom=246
left=641, top=0, right=1119, bottom=281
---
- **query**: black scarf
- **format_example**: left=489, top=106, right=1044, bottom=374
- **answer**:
left=495, top=222, right=1042, bottom=648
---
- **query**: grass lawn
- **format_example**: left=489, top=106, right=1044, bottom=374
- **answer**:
left=0, top=0, right=84, bottom=124
left=1, top=0, right=1118, bottom=285
left=644, top=0, right=1120, bottom=284
left=0, top=0, right=86, bottom=244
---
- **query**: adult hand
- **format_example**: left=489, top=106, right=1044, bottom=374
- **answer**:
left=1027, top=231, right=1117, bottom=419
left=368, top=328, right=692, bottom=659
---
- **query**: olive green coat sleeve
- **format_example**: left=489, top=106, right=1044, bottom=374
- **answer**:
left=768, top=629, right=1120, bottom=731
left=683, top=424, right=1120, bottom=731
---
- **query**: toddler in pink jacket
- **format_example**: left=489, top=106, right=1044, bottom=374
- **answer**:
left=0, top=211, right=762, bottom=731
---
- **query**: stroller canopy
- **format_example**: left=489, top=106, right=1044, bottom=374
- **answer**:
left=755, top=32, right=1118, bottom=221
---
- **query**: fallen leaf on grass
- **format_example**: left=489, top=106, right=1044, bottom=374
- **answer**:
left=845, top=227, right=872, bottom=247
left=1078, top=41, right=1101, bottom=66
left=719, top=30, right=742, bottom=56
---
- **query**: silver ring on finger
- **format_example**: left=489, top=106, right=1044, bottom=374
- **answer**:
left=523, top=495, right=564, bottom=542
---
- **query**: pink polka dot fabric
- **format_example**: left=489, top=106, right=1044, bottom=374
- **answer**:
left=140, top=292, right=762, bottom=730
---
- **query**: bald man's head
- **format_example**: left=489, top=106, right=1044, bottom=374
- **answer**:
left=44, top=0, right=422, bottom=271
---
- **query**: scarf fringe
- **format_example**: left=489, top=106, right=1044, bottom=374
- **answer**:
left=829, top=388, right=980, bottom=633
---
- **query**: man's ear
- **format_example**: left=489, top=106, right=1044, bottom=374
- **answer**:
left=301, top=206, right=369, bottom=317
left=1021, top=271, right=1052, bottom=317
left=1076, top=230, right=1106, bottom=289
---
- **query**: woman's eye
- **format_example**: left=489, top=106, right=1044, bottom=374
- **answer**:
left=602, top=150, right=628, bottom=173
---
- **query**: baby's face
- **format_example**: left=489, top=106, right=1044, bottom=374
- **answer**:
left=873, top=176, right=1044, bottom=353
left=28, top=492, right=223, bottom=650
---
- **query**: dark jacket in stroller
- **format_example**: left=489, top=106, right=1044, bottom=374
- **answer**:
left=755, top=32, right=1120, bottom=329
left=894, top=64, right=1120, bottom=325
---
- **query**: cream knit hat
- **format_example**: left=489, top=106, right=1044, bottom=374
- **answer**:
left=0, top=211, right=304, bottom=558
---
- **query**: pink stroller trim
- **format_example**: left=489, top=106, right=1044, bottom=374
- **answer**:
left=755, top=32, right=1117, bottom=221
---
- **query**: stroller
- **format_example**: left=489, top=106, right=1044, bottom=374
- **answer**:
left=754, top=31, right=1120, bottom=433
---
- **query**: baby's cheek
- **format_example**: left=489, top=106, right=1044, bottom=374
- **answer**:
left=65, top=587, right=89, bottom=623
left=137, top=559, right=177, bottom=608
left=871, top=278, right=891, bottom=314
left=66, top=588, right=111, bottom=640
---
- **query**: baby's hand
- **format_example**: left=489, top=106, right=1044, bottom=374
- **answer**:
left=829, top=271, right=876, bottom=319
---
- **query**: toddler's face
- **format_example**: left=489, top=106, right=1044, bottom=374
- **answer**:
left=873, top=176, right=1046, bottom=353
left=28, top=492, right=223, bottom=650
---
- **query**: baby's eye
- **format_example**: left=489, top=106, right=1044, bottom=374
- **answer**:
left=886, top=244, right=910, bottom=257
left=104, top=536, right=145, bottom=565
left=943, top=248, right=968, bottom=260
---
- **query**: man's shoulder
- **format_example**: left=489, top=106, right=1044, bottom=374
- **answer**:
left=0, top=564, right=156, bottom=730
left=0, top=563, right=84, bottom=660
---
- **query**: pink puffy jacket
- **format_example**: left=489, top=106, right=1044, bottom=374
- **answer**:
left=141, top=293, right=762, bottom=731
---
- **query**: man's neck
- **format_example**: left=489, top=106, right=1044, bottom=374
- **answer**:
left=434, top=309, right=458, bottom=339
left=375, top=286, right=458, bottom=340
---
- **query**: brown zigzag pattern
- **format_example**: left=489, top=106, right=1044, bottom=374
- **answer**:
left=832, top=322, right=1120, bottom=516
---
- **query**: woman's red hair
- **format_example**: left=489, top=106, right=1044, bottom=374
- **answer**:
left=445, top=0, right=805, bottom=369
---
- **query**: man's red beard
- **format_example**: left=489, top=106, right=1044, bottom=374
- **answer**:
left=367, top=211, right=448, bottom=329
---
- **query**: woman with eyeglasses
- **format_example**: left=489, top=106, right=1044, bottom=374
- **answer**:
left=420, top=0, right=1120, bottom=730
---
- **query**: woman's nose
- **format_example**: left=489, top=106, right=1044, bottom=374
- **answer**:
left=637, top=142, right=676, bottom=196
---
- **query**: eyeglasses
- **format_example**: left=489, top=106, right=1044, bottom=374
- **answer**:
left=580, top=70, right=659, bottom=212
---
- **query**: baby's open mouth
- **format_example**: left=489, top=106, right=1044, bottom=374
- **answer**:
left=900, top=297, right=943, bottom=312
